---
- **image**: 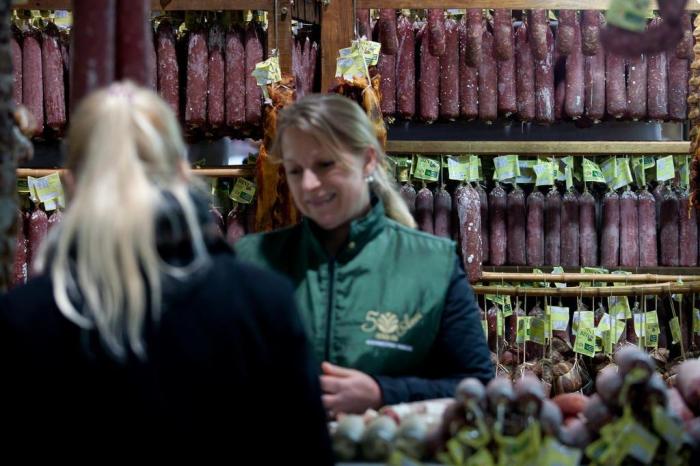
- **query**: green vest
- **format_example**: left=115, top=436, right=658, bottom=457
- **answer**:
left=235, top=201, right=456, bottom=377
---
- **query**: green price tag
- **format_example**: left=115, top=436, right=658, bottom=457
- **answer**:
left=694, top=308, right=700, bottom=335
left=574, top=327, right=596, bottom=357
left=530, top=318, right=546, bottom=345
left=447, top=156, right=470, bottom=181
left=497, top=309, right=504, bottom=337
left=631, top=156, right=646, bottom=188
left=596, top=313, right=611, bottom=334
left=624, top=422, right=660, bottom=464
left=583, top=158, right=606, bottom=184
left=413, top=156, right=440, bottom=182
left=670, top=316, right=682, bottom=344
left=609, top=298, right=631, bottom=320
left=572, top=310, right=595, bottom=335
left=230, top=178, right=256, bottom=204
left=537, top=437, right=582, bottom=466
left=601, top=157, right=618, bottom=186
left=534, top=162, right=555, bottom=186
left=516, top=316, right=531, bottom=344
left=548, top=306, right=570, bottom=331
left=652, top=405, right=684, bottom=451
left=352, top=38, right=382, bottom=66
left=606, top=0, right=651, bottom=32
left=645, top=310, right=660, bottom=337
left=516, top=160, right=537, bottom=184
left=613, top=158, right=634, bottom=190
left=551, top=266, right=567, bottom=288
left=681, top=156, right=690, bottom=189
left=565, top=166, right=574, bottom=190
left=494, top=155, right=520, bottom=181
left=656, top=155, right=676, bottom=182
left=465, top=448, right=495, bottom=466
left=502, top=301, right=513, bottom=317
left=642, top=156, right=656, bottom=169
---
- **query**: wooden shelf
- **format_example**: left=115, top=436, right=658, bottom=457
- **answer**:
left=385, top=140, right=691, bottom=155
left=473, top=281, right=700, bottom=297
left=355, top=0, right=700, bottom=10
left=12, top=0, right=275, bottom=11
left=484, top=266, right=700, bottom=275
left=17, top=166, right=254, bottom=178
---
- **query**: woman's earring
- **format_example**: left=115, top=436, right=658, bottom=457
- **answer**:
left=365, top=174, right=375, bottom=183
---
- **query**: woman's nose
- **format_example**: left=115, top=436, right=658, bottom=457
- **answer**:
left=301, top=169, right=322, bottom=192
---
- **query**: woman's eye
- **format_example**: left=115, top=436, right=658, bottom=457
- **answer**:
left=287, top=167, right=302, bottom=176
left=319, top=160, right=335, bottom=169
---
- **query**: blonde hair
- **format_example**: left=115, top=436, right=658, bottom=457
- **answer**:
left=36, top=81, right=210, bottom=360
left=270, top=93, right=416, bottom=228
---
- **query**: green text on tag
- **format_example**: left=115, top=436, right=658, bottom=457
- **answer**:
left=606, top=0, right=651, bottom=32
left=609, top=296, right=631, bottom=320
left=230, top=178, right=256, bottom=204
left=413, top=156, right=440, bottom=182
left=583, top=158, right=606, bottom=184
left=352, top=38, right=381, bottom=66
left=656, top=155, right=676, bottom=182
left=447, top=156, right=470, bottom=181
left=574, top=327, right=596, bottom=357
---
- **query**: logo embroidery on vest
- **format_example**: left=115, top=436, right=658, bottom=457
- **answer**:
left=361, top=310, right=423, bottom=342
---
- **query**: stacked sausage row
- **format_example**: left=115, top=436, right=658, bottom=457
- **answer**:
left=11, top=22, right=69, bottom=138
left=11, top=17, right=319, bottom=139
left=368, top=9, right=692, bottom=124
left=11, top=205, right=62, bottom=288
left=401, top=180, right=698, bottom=277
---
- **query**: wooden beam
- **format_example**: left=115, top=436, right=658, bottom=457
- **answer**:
left=12, top=0, right=275, bottom=11
left=355, top=0, right=700, bottom=10
left=17, top=167, right=255, bottom=177
left=481, top=271, right=700, bottom=283
left=385, top=140, right=691, bottom=155
left=473, top=281, right=700, bottom=297
left=320, top=0, right=353, bottom=92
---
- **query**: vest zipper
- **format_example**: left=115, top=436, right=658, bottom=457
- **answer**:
left=324, top=259, right=335, bottom=362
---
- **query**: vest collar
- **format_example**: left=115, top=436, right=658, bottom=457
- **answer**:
left=302, top=196, right=387, bottom=262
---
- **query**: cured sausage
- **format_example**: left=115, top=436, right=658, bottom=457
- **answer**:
left=579, top=190, right=597, bottom=266
left=601, top=191, right=620, bottom=269
left=479, top=30, right=498, bottom=123
left=626, top=55, right=647, bottom=121
left=439, top=17, right=459, bottom=119
left=489, top=184, right=507, bottom=266
left=396, top=15, right=415, bottom=119
left=638, top=189, right=658, bottom=267
left=156, top=20, right=180, bottom=120
left=507, top=186, right=527, bottom=265
left=619, top=188, right=640, bottom=267
left=560, top=189, right=580, bottom=267
left=535, top=27, right=555, bottom=124
left=659, top=188, right=679, bottom=266
left=516, top=24, right=535, bottom=121
left=544, top=187, right=561, bottom=265
left=527, top=189, right=545, bottom=266
left=458, top=16, right=478, bottom=120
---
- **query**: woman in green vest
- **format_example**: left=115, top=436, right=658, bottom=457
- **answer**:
left=236, top=94, right=493, bottom=417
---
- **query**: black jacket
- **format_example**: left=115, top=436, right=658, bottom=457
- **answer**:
left=0, top=236, right=333, bottom=463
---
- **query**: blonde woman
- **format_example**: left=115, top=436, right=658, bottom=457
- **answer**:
left=236, top=94, right=492, bottom=417
left=0, top=82, right=333, bottom=462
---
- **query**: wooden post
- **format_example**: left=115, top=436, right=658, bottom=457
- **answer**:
left=320, top=0, right=353, bottom=92
left=267, top=0, right=292, bottom=74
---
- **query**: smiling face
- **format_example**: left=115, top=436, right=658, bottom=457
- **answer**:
left=281, top=126, right=377, bottom=232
